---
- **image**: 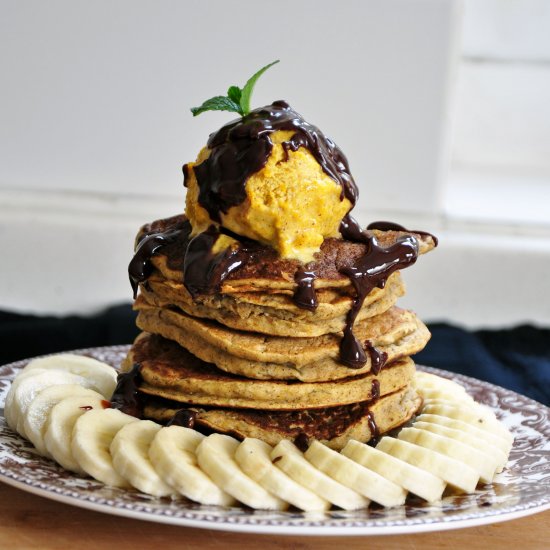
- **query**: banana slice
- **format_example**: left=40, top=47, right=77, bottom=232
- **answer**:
left=23, top=354, right=117, bottom=398
left=417, top=388, right=475, bottom=404
left=412, top=420, right=508, bottom=472
left=271, top=440, right=368, bottom=510
left=110, top=420, right=176, bottom=497
left=10, top=370, right=95, bottom=438
left=71, top=408, right=138, bottom=487
left=235, top=438, right=330, bottom=511
left=421, top=403, right=513, bottom=443
left=4, top=368, right=49, bottom=432
left=416, top=413, right=512, bottom=455
left=397, top=427, right=498, bottom=483
left=376, top=437, right=479, bottom=493
left=196, top=433, right=287, bottom=510
left=415, top=372, right=468, bottom=394
left=149, top=426, right=235, bottom=506
left=24, top=384, right=102, bottom=456
left=304, top=440, right=406, bottom=507
left=341, top=440, right=445, bottom=502
left=44, top=392, right=106, bottom=473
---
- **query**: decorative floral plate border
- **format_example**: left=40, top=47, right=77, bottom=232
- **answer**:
left=0, top=346, right=548, bottom=535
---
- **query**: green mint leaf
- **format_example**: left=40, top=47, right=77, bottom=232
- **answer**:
left=190, top=60, right=280, bottom=118
left=190, top=96, right=242, bottom=117
left=227, top=86, right=242, bottom=104
left=239, top=60, right=280, bottom=116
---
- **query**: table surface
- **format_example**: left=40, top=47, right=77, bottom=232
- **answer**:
left=1, top=483, right=548, bottom=550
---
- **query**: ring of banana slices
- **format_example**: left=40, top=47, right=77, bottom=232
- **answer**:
left=4, top=355, right=514, bottom=511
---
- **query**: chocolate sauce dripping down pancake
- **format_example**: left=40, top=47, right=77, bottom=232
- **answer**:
left=110, top=363, right=143, bottom=417
left=128, top=213, right=422, bottom=370
left=337, top=214, right=419, bottom=369
left=368, top=220, right=439, bottom=247
left=129, top=216, right=192, bottom=298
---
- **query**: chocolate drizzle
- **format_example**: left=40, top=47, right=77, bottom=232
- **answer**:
left=366, top=341, right=388, bottom=375
left=110, top=363, right=143, bottom=418
left=367, top=220, right=439, bottom=247
left=294, top=432, right=310, bottom=452
left=337, top=214, right=419, bottom=369
left=183, top=226, right=252, bottom=298
left=128, top=227, right=183, bottom=298
left=366, top=380, right=381, bottom=443
left=371, top=379, right=381, bottom=402
left=187, top=100, right=358, bottom=223
left=167, top=409, right=197, bottom=429
left=293, top=269, right=318, bottom=311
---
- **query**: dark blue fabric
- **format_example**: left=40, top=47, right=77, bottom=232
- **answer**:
left=416, top=324, right=550, bottom=406
left=0, top=306, right=548, bottom=406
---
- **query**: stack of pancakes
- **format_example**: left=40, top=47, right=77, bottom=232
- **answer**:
left=124, top=214, right=436, bottom=450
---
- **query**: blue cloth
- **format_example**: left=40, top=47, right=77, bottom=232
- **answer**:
left=0, top=307, right=548, bottom=406
left=416, top=324, right=550, bottom=406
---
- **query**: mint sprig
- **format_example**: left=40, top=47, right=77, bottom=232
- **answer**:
left=190, top=60, right=280, bottom=117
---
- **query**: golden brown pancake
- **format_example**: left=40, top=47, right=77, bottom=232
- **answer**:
left=136, top=214, right=437, bottom=294
left=136, top=271, right=405, bottom=337
left=142, top=385, right=422, bottom=450
left=134, top=304, right=431, bottom=381
left=124, top=333, right=416, bottom=410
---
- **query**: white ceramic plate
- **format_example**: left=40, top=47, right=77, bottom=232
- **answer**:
left=0, top=346, right=548, bottom=535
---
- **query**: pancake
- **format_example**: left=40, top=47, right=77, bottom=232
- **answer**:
left=124, top=333, right=416, bottom=410
left=134, top=304, right=431, bottom=381
left=135, top=214, right=437, bottom=294
left=142, top=385, right=422, bottom=450
left=137, top=271, right=405, bottom=337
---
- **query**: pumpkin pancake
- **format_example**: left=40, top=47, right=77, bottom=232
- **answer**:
left=123, top=333, right=415, bottom=410
left=142, top=385, right=422, bottom=450
left=134, top=304, right=431, bottom=381
left=132, top=214, right=436, bottom=294
left=136, top=271, right=405, bottom=337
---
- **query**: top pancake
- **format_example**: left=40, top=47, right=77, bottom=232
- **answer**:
left=135, top=214, right=437, bottom=294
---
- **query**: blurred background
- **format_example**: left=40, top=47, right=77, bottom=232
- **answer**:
left=1, top=1, right=549, bottom=402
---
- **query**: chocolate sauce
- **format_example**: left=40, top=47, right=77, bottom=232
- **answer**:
left=167, top=409, right=197, bottom=429
left=293, top=269, right=318, bottom=311
left=366, top=380, right=381, bottom=443
left=79, top=406, right=94, bottom=411
left=186, top=101, right=358, bottom=223
left=366, top=342, right=388, bottom=375
left=110, top=363, right=143, bottom=418
left=128, top=227, right=183, bottom=298
left=338, top=214, right=419, bottom=369
left=366, top=410, right=379, bottom=441
left=294, top=432, right=310, bottom=452
left=183, top=225, right=261, bottom=298
left=371, top=379, right=381, bottom=402
left=367, top=220, right=439, bottom=247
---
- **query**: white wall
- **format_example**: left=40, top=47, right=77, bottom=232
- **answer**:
left=1, top=0, right=549, bottom=327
